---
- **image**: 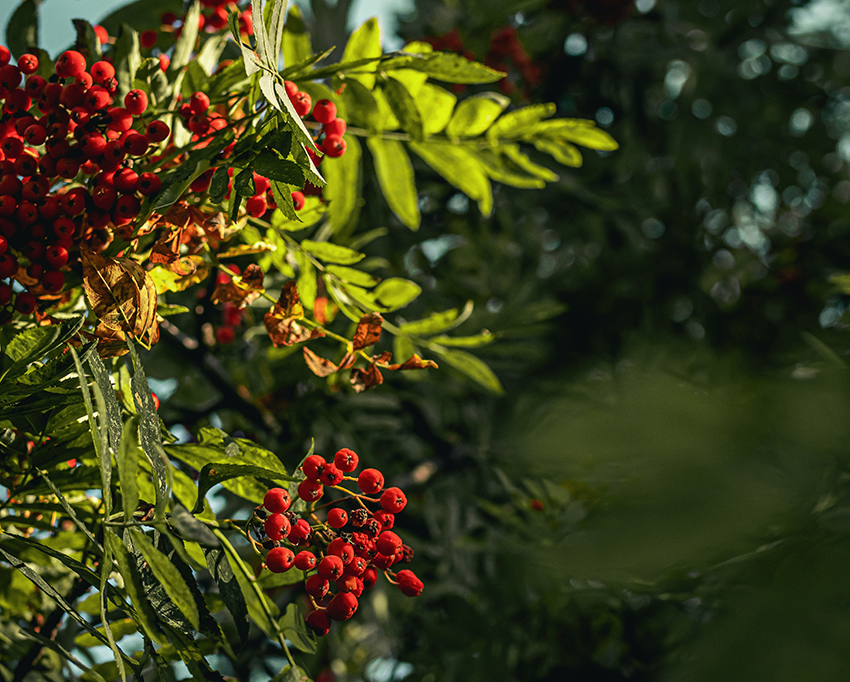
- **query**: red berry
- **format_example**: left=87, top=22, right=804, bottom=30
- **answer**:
left=0, top=235, right=6, bottom=256
left=15, top=292, right=37, bottom=315
left=91, top=184, right=117, bottom=210
left=55, top=51, right=87, bottom=78
left=0, top=46, right=10, bottom=67
left=291, top=91, right=311, bottom=117
left=319, top=463, right=343, bottom=487
left=190, top=91, right=210, bottom=114
left=146, top=120, right=170, bottom=142
left=106, top=107, right=133, bottom=132
left=90, top=61, right=115, bottom=85
left=74, top=72, right=93, bottom=90
left=297, top=479, right=323, bottom=502
left=161, top=11, right=178, bottom=25
left=327, top=508, right=348, bottom=529
left=302, top=455, right=326, bottom=480
left=326, top=592, right=358, bottom=621
left=114, top=194, right=141, bottom=219
left=395, top=569, right=423, bottom=596
left=327, top=538, right=354, bottom=564
left=0, top=253, right=17, bottom=278
left=23, top=124, right=46, bottom=146
left=287, top=518, right=311, bottom=544
left=124, top=89, right=148, bottom=115
left=313, top=99, right=337, bottom=124
left=40, top=269, right=64, bottom=293
left=215, top=326, right=235, bottom=344
left=53, top=217, right=76, bottom=239
left=266, top=546, right=295, bottom=573
left=44, top=246, right=69, bottom=269
left=317, top=555, right=344, bottom=580
left=371, top=552, right=395, bottom=570
left=376, top=531, right=402, bottom=556
left=245, top=195, right=267, bottom=217
left=358, top=468, right=384, bottom=495
left=362, top=567, right=378, bottom=590
left=343, top=556, right=367, bottom=577
left=140, top=30, right=158, bottom=49
left=291, top=191, right=305, bottom=211
left=305, top=609, right=331, bottom=636
left=136, top=172, right=162, bottom=196
left=294, top=550, right=317, bottom=571
left=323, top=135, right=347, bottom=158
left=0, top=282, right=11, bottom=305
left=374, top=510, right=394, bottom=530
left=336, top=575, right=364, bottom=596
left=305, top=574, right=329, bottom=599
left=114, top=168, right=139, bottom=194
left=59, top=188, right=88, bottom=216
left=123, top=132, right=149, bottom=156
left=380, top=487, right=407, bottom=513
left=17, top=54, right=38, bottom=75
left=334, top=448, right=359, bottom=472
left=93, top=25, right=109, bottom=45
left=264, top=513, right=291, bottom=541
left=263, top=487, right=291, bottom=513
left=323, top=118, right=347, bottom=137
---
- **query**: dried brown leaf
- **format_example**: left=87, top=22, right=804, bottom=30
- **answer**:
left=303, top=347, right=339, bottom=377
left=352, top=312, right=383, bottom=351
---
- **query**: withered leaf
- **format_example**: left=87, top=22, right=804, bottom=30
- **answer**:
left=303, top=347, right=339, bottom=377
left=352, top=312, right=383, bottom=351
left=149, top=227, right=183, bottom=265
left=338, top=351, right=356, bottom=370
left=211, top=263, right=265, bottom=308
left=264, top=282, right=313, bottom=346
left=350, top=362, right=384, bottom=392
left=382, top=353, right=439, bottom=371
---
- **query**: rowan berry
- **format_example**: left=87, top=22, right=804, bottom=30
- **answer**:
left=189, top=169, right=213, bottom=193
left=112, top=168, right=137, bottom=194
left=284, top=81, right=298, bottom=97
left=123, top=133, right=148, bottom=156
left=380, top=487, right=407, bottom=513
left=136, top=172, right=162, bottom=196
left=24, top=75, right=45, bottom=96
left=124, top=89, right=148, bottom=115
left=160, top=11, right=178, bottom=25
left=288, top=518, right=312, bottom=544
left=326, top=592, right=358, bottom=621
left=53, top=217, right=76, bottom=239
left=90, top=61, right=115, bottom=85
left=292, top=91, right=311, bottom=117
left=17, top=202, right=38, bottom=225
left=23, top=124, right=46, bottom=146
left=371, top=552, right=395, bottom=570
left=55, top=51, right=86, bottom=78
left=362, top=566, right=378, bottom=590
left=313, top=99, right=337, bottom=124
left=140, top=30, right=158, bottom=49
left=373, top=510, right=394, bottom=530
left=40, top=270, right=64, bottom=293
left=5, top=88, right=31, bottom=113
left=336, top=575, right=364, bottom=596
left=0, top=235, right=6, bottom=256
left=305, top=609, right=331, bottom=636
left=0, top=253, right=17, bottom=278
left=323, top=118, right=347, bottom=137
left=297, top=479, right=323, bottom=503
left=264, top=487, right=291, bottom=513
left=334, top=448, right=359, bottom=472
left=15, top=292, right=37, bottom=314
left=245, top=195, right=267, bottom=217
left=190, top=91, right=210, bottom=114
left=305, top=574, right=329, bottom=599
left=0, top=46, right=9, bottom=67
left=0, top=283, right=11, bottom=305
left=327, top=538, right=354, bottom=564
left=74, top=72, right=93, bottom=90
left=291, top=191, right=305, bottom=210
left=106, top=107, right=133, bottom=132
left=343, top=556, right=367, bottom=578
left=395, top=569, right=424, bottom=596
left=91, top=184, right=116, bottom=210
left=294, top=550, right=317, bottom=571
left=93, top=25, right=109, bottom=44
left=302, top=454, right=326, bottom=480
left=327, top=508, right=348, bottom=529
left=266, top=546, right=295, bottom=573
left=17, top=55, right=38, bottom=75
left=0, top=197, right=14, bottom=217
left=17, top=157, right=41, bottom=180
left=317, top=555, right=344, bottom=580
left=44, top=246, right=69, bottom=269
left=358, top=468, right=384, bottom=494
left=350, top=509, right=369, bottom=527
left=319, top=463, right=344, bottom=486
left=264, top=513, right=291, bottom=541
left=102, top=141, right=125, bottom=164
left=323, top=135, right=346, bottom=158
left=114, top=195, right=140, bottom=220
left=146, top=120, right=170, bottom=143
left=376, top=531, right=402, bottom=556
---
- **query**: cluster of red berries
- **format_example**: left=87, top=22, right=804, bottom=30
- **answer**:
left=256, top=448, right=422, bottom=637
left=160, top=0, right=254, bottom=42
left=0, top=45, right=173, bottom=319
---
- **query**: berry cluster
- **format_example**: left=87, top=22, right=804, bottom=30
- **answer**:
left=0, top=46, right=170, bottom=319
left=256, top=448, right=422, bottom=637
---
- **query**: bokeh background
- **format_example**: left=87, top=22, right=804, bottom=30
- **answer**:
left=8, top=0, right=850, bottom=680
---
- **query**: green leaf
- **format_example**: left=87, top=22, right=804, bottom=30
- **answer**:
left=405, top=51, right=505, bottom=84
left=283, top=5, right=312, bottom=68
left=87, top=352, right=123, bottom=457
left=446, top=93, right=510, bottom=139
left=431, top=347, right=504, bottom=394
left=529, top=119, right=619, bottom=150
left=279, top=602, right=317, bottom=653
left=416, top=83, right=456, bottom=136
left=429, top=331, right=495, bottom=347
left=208, top=57, right=251, bottom=99
left=341, top=17, right=382, bottom=89
left=36, top=468, right=101, bottom=549
left=398, top=306, right=465, bottom=336
left=169, top=0, right=201, bottom=75
left=501, top=144, right=559, bottom=182
left=75, top=618, right=139, bottom=648
left=18, top=628, right=107, bottom=682
left=325, top=265, right=379, bottom=288
left=301, top=240, right=365, bottom=265
left=1, top=315, right=84, bottom=380
left=409, top=142, right=493, bottom=216
left=487, top=103, right=556, bottom=141
left=129, top=528, right=200, bottom=630
left=475, top=149, right=546, bottom=189
left=257, top=566, right=306, bottom=587
left=196, top=33, right=229, bottom=76
left=367, top=137, right=420, bottom=230
left=280, top=47, right=334, bottom=80
left=113, top=23, right=141, bottom=102
left=126, top=339, right=172, bottom=522
left=374, top=278, right=422, bottom=310
left=193, top=462, right=296, bottom=513
left=322, top=133, right=362, bottom=235
left=156, top=303, right=190, bottom=317
left=170, top=504, right=219, bottom=547
left=253, top=0, right=288, bottom=73
left=117, top=416, right=140, bottom=521
left=533, top=138, right=583, bottom=167
left=72, top=19, right=102, bottom=62
left=271, top=665, right=313, bottom=682
left=295, top=253, right=317, bottom=309
left=204, top=546, right=249, bottom=645
left=6, top=0, right=39, bottom=61
left=339, top=79, right=383, bottom=132
left=382, top=76, right=424, bottom=140
left=253, top=150, right=306, bottom=185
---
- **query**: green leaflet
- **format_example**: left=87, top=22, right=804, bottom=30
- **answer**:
left=117, top=416, right=140, bottom=522
left=367, top=137, right=420, bottom=230
left=169, top=0, right=201, bottom=75
left=475, top=149, right=546, bottom=189
left=129, top=529, right=200, bottom=630
left=415, top=83, right=458, bottom=135
left=429, top=331, right=495, bottom=348
left=487, top=103, right=557, bottom=141
left=283, top=5, right=312, bottom=68
left=204, top=546, right=249, bottom=645
left=341, top=17, right=382, bottom=89
left=409, top=142, right=493, bottom=217
left=404, top=51, right=505, bottom=84
left=192, top=462, right=297, bottom=513
left=279, top=603, right=317, bottom=653
left=325, top=265, right=379, bottom=288
left=446, top=93, right=509, bottom=139
left=431, top=347, right=504, bottom=395
left=339, top=79, right=383, bottom=131
left=301, top=240, right=365, bottom=264
left=397, top=306, right=468, bottom=336
left=374, top=278, right=422, bottom=310
left=382, top=76, right=424, bottom=140
left=533, top=138, right=583, bottom=167
left=322, top=133, right=362, bottom=235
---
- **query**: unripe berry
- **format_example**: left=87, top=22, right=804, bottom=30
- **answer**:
left=297, top=479, right=323, bottom=503
left=305, top=574, right=329, bottom=599
left=305, top=609, right=331, bottom=636
left=334, top=448, right=359, bottom=472
left=380, top=487, right=407, bottom=513
left=326, top=592, right=358, bottom=621
left=357, top=468, right=384, bottom=495
left=319, top=463, right=343, bottom=486
left=327, top=508, right=348, bottom=529
left=313, top=99, right=337, bottom=124
left=266, top=546, right=295, bottom=573
left=317, top=555, right=344, bottom=580
left=302, top=454, right=326, bottom=480
left=264, top=513, right=291, bottom=541
left=294, top=550, right=317, bottom=571
left=263, top=487, right=291, bottom=513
